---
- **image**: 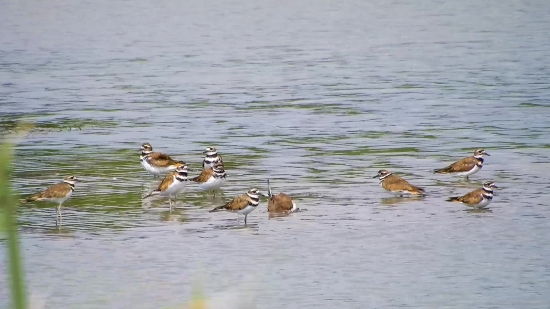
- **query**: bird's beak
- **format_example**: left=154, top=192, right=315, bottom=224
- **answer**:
left=202, top=150, right=207, bottom=154
left=484, top=152, right=490, bottom=156
left=493, top=185, right=500, bottom=189
left=75, top=178, right=81, bottom=182
left=372, top=174, right=379, bottom=178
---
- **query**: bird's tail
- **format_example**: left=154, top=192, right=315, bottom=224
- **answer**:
left=433, top=167, right=451, bottom=174
left=446, top=196, right=462, bottom=202
left=209, top=204, right=227, bottom=213
left=142, top=190, right=160, bottom=199
left=267, top=179, right=273, bottom=198
left=22, top=194, right=40, bottom=203
left=416, top=187, right=427, bottom=196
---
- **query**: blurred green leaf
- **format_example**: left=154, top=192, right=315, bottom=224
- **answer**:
left=1, top=123, right=32, bottom=309
left=0, top=211, right=5, bottom=235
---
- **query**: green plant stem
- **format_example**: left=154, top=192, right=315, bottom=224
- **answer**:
left=1, top=141, right=28, bottom=309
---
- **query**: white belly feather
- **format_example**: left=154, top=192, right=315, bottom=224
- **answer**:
left=456, top=164, right=481, bottom=177
left=236, top=205, right=257, bottom=216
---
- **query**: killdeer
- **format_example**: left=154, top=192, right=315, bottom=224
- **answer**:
left=143, top=163, right=189, bottom=210
left=434, top=149, right=490, bottom=179
left=267, top=179, right=297, bottom=213
left=190, top=162, right=227, bottom=193
left=373, top=169, right=425, bottom=196
left=447, top=181, right=498, bottom=209
left=203, top=146, right=224, bottom=170
left=209, top=188, right=264, bottom=225
left=140, top=142, right=183, bottom=177
left=24, top=176, right=80, bottom=224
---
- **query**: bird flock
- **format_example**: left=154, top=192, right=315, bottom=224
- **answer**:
left=22, top=145, right=498, bottom=227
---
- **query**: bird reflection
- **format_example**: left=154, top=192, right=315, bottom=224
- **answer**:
left=464, top=208, right=493, bottom=214
left=380, top=196, right=424, bottom=206
left=159, top=209, right=189, bottom=222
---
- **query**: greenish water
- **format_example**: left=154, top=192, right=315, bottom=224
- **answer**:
left=2, top=0, right=550, bottom=308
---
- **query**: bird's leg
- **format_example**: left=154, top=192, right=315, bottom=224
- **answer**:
left=169, top=198, right=173, bottom=212
left=244, top=214, right=248, bottom=225
left=237, top=214, right=240, bottom=225
left=57, top=203, right=62, bottom=225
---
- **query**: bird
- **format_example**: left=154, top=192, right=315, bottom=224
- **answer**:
left=140, top=142, right=184, bottom=177
left=267, top=179, right=297, bottom=213
left=446, top=181, right=498, bottom=209
left=373, top=169, right=425, bottom=196
left=24, top=175, right=80, bottom=225
left=202, top=146, right=224, bottom=170
left=433, top=149, right=490, bottom=179
left=190, top=162, right=226, bottom=194
left=143, top=162, right=189, bottom=210
left=209, top=188, right=264, bottom=225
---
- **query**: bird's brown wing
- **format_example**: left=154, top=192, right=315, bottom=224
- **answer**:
left=27, top=182, right=71, bottom=201
left=383, top=175, right=424, bottom=193
left=157, top=172, right=176, bottom=191
left=449, top=188, right=484, bottom=204
left=268, top=193, right=294, bottom=212
left=190, top=168, right=213, bottom=183
left=147, top=152, right=177, bottom=167
left=435, top=156, right=478, bottom=173
left=223, top=194, right=252, bottom=211
left=210, top=193, right=250, bottom=212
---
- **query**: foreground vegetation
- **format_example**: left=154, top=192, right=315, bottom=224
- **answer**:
left=1, top=123, right=32, bottom=309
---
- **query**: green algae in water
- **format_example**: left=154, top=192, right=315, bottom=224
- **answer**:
left=519, top=103, right=550, bottom=108
left=0, top=117, right=119, bottom=133
left=328, top=146, right=420, bottom=156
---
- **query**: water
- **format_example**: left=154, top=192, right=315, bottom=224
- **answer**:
left=1, top=0, right=550, bottom=308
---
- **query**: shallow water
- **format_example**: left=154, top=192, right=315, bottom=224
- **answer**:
left=1, top=0, right=550, bottom=308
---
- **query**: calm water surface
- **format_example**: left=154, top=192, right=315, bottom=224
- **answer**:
left=1, top=0, right=550, bottom=308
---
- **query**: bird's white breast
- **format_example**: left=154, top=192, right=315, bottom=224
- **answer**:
left=199, top=177, right=224, bottom=191
left=456, top=164, right=481, bottom=177
left=236, top=205, right=257, bottom=215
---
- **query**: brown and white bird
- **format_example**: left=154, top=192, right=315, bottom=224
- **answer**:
left=267, top=179, right=297, bottom=213
left=434, top=149, right=490, bottom=179
left=447, top=181, right=498, bottom=209
left=24, top=176, right=80, bottom=224
left=202, top=146, right=224, bottom=170
left=373, top=170, right=425, bottom=196
left=190, top=162, right=227, bottom=193
left=209, top=188, right=264, bottom=225
left=143, top=163, right=189, bottom=210
left=140, top=142, right=184, bottom=177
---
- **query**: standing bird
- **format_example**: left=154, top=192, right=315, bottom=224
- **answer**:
left=446, top=181, right=498, bottom=209
left=190, top=162, right=227, bottom=194
left=140, top=142, right=183, bottom=177
left=209, top=188, right=264, bottom=225
left=267, top=179, right=297, bottom=213
left=434, top=149, right=490, bottom=179
left=202, top=146, right=224, bottom=170
left=143, top=163, right=189, bottom=210
left=373, top=170, right=425, bottom=196
left=24, top=176, right=80, bottom=225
